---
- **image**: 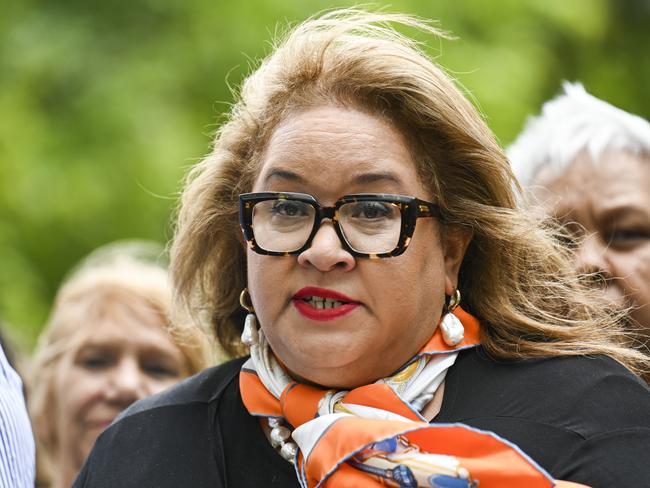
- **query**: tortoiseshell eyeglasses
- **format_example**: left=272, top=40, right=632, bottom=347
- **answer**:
left=239, top=192, right=443, bottom=258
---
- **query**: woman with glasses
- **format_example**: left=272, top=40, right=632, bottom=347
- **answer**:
left=74, top=10, right=650, bottom=488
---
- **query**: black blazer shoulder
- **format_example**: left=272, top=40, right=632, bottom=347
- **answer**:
left=440, top=347, right=650, bottom=437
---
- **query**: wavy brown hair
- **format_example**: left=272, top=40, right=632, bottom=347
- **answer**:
left=171, top=9, right=648, bottom=375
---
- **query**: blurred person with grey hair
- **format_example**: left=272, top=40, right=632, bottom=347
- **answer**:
left=509, top=82, right=650, bottom=341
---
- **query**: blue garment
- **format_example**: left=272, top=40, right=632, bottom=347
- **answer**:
left=0, top=344, right=35, bottom=488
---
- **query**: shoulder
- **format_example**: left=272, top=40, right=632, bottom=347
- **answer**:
left=117, top=355, right=247, bottom=420
left=0, top=345, right=35, bottom=488
left=440, top=348, right=650, bottom=485
left=445, top=347, right=650, bottom=437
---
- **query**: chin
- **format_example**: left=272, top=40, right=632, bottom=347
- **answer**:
left=289, top=356, right=379, bottom=389
left=269, top=330, right=385, bottom=385
left=298, top=372, right=363, bottom=390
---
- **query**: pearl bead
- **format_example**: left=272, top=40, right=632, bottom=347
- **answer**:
left=265, top=417, right=297, bottom=463
left=280, top=442, right=298, bottom=461
left=440, top=314, right=464, bottom=346
left=241, top=314, right=259, bottom=346
left=270, top=426, right=291, bottom=447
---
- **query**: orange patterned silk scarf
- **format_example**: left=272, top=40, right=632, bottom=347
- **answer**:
left=240, top=308, right=588, bottom=488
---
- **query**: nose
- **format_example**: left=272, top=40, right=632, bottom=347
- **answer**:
left=297, top=221, right=356, bottom=272
left=105, top=357, right=147, bottom=407
left=574, top=233, right=612, bottom=283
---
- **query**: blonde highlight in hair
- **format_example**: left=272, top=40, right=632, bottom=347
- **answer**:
left=172, top=9, right=648, bottom=378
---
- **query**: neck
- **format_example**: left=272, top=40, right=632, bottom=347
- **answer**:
left=421, top=381, right=446, bottom=421
left=52, top=459, right=78, bottom=488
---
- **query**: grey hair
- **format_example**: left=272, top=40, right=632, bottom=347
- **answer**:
left=508, top=81, right=650, bottom=186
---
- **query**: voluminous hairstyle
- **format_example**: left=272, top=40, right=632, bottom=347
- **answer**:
left=508, top=81, right=650, bottom=186
left=29, top=241, right=212, bottom=485
left=172, top=10, right=648, bottom=376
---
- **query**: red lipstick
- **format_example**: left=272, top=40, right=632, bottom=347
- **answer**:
left=292, top=287, right=359, bottom=321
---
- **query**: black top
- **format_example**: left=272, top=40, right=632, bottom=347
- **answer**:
left=73, top=348, right=650, bottom=488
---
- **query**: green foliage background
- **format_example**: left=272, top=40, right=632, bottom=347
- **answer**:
left=1, top=0, right=649, bottom=350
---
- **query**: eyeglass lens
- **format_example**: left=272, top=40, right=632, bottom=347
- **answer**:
left=251, top=198, right=402, bottom=253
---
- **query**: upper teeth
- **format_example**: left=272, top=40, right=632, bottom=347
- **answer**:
left=305, top=297, right=345, bottom=309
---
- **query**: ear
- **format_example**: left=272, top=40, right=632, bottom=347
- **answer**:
left=442, top=224, right=473, bottom=296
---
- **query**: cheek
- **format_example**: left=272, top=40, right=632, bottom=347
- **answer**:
left=610, top=249, right=650, bottom=282
left=55, top=365, right=105, bottom=422
left=147, top=377, right=181, bottom=396
left=401, top=230, right=447, bottom=303
left=613, top=247, right=650, bottom=294
left=630, top=246, right=650, bottom=279
left=247, top=251, right=292, bottom=320
left=246, top=251, right=264, bottom=291
left=371, top=244, right=445, bottom=328
left=408, top=259, right=446, bottom=321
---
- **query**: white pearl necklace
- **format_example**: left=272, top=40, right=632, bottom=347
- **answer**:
left=268, top=417, right=298, bottom=462
left=241, top=312, right=298, bottom=462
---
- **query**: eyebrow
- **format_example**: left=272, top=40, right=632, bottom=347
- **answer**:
left=76, top=342, right=184, bottom=360
left=600, top=205, right=650, bottom=222
left=263, top=168, right=404, bottom=186
left=352, top=171, right=403, bottom=185
left=263, top=169, right=307, bottom=185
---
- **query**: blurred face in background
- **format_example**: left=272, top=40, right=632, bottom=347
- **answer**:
left=52, top=295, right=189, bottom=486
left=531, top=150, right=650, bottom=337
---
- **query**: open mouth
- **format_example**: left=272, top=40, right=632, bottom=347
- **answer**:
left=301, top=296, right=348, bottom=309
left=292, top=287, right=360, bottom=320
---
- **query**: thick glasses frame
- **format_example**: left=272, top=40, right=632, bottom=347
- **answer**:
left=239, top=191, right=443, bottom=258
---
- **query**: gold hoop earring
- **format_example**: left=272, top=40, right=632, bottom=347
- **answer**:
left=240, top=288, right=255, bottom=313
left=446, top=289, right=461, bottom=313
left=440, top=289, right=464, bottom=346
left=240, top=288, right=258, bottom=346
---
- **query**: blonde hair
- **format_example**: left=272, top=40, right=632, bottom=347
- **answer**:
left=29, top=241, right=212, bottom=485
left=509, top=81, right=650, bottom=186
left=172, top=10, right=648, bottom=377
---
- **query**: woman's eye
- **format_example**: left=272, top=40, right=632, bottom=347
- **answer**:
left=609, top=228, right=650, bottom=246
left=78, top=354, right=113, bottom=371
left=351, top=202, right=392, bottom=220
left=143, top=362, right=180, bottom=378
left=271, top=200, right=310, bottom=217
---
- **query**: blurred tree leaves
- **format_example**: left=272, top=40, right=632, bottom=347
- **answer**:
left=1, top=0, right=648, bottom=350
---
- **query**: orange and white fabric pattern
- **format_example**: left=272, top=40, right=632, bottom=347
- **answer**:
left=240, top=308, right=589, bottom=488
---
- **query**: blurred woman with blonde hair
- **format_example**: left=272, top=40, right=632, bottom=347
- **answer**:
left=29, top=241, right=211, bottom=488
